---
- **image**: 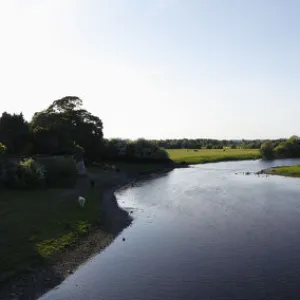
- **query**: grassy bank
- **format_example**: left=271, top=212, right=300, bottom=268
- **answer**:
left=167, top=148, right=261, bottom=164
left=265, top=165, right=300, bottom=177
left=0, top=161, right=175, bottom=290
left=0, top=184, right=102, bottom=283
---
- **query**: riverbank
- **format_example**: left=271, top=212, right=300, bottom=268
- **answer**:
left=167, top=148, right=261, bottom=164
left=260, top=165, right=300, bottom=178
left=0, top=162, right=180, bottom=300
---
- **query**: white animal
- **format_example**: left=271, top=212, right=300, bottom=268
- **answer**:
left=78, top=196, right=86, bottom=208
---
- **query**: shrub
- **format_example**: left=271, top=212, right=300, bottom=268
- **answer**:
left=19, top=158, right=45, bottom=188
left=260, top=141, right=274, bottom=160
left=0, top=142, right=6, bottom=156
left=37, top=156, right=77, bottom=188
left=103, top=138, right=171, bottom=163
left=1, top=158, right=45, bottom=189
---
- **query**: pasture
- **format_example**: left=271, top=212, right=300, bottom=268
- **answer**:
left=167, top=148, right=261, bottom=164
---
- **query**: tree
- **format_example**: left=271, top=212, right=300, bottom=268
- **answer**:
left=260, top=141, right=274, bottom=159
left=272, top=136, right=300, bottom=158
left=30, top=96, right=104, bottom=161
left=0, top=112, right=29, bottom=154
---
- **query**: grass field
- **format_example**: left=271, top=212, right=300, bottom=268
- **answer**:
left=167, top=148, right=261, bottom=164
left=267, top=165, right=300, bottom=177
left=0, top=185, right=101, bottom=282
left=0, top=161, right=176, bottom=283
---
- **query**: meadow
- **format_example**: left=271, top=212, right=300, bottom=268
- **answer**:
left=167, top=148, right=261, bottom=164
left=0, top=182, right=103, bottom=282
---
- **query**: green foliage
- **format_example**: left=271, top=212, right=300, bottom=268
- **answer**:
left=0, top=112, right=29, bottom=154
left=260, top=141, right=274, bottom=159
left=37, top=156, right=77, bottom=188
left=0, top=156, right=77, bottom=190
left=0, top=142, right=6, bottom=155
left=152, top=138, right=262, bottom=150
left=30, top=96, right=103, bottom=162
left=167, top=148, right=261, bottom=164
left=261, top=136, right=300, bottom=160
left=1, top=158, right=45, bottom=189
left=131, top=139, right=170, bottom=161
left=0, top=187, right=102, bottom=281
left=19, top=158, right=45, bottom=188
left=103, top=138, right=170, bottom=163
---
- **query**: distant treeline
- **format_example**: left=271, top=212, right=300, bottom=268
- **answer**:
left=151, top=139, right=265, bottom=150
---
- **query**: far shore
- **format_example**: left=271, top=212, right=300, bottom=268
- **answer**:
left=166, top=148, right=261, bottom=164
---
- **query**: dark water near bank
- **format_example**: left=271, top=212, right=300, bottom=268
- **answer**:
left=41, top=159, right=300, bottom=300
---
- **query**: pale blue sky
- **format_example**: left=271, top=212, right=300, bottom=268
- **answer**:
left=0, top=0, right=299, bottom=139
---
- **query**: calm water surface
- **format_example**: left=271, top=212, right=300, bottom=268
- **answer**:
left=41, top=159, right=300, bottom=300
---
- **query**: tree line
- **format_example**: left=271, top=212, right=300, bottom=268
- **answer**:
left=0, top=96, right=170, bottom=164
left=260, top=136, right=300, bottom=160
left=0, top=95, right=298, bottom=165
left=151, top=139, right=263, bottom=150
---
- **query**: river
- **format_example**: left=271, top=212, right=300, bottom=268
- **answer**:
left=40, top=159, right=300, bottom=300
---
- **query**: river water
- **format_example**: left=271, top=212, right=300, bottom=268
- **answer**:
left=40, top=159, right=300, bottom=300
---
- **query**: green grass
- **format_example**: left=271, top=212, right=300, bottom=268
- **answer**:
left=268, top=165, right=300, bottom=177
left=0, top=187, right=101, bottom=282
left=167, top=148, right=261, bottom=164
left=0, top=162, right=175, bottom=284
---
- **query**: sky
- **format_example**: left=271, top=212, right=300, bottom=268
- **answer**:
left=0, top=0, right=300, bottom=140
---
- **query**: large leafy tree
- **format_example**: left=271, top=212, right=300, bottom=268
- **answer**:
left=31, top=96, right=103, bottom=161
left=260, top=141, right=274, bottom=159
left=0, top=112, right=29, bottom=154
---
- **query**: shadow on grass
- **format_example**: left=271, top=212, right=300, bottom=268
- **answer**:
left=0, top=166, right=170, bottom=300
left=0, top=182, right=131, bottom=300
left=0, top=256, right=64, bottom=300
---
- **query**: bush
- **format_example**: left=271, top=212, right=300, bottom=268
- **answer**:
left=37, top=156, right=77, bottom=188
left=19, top=158, right=45, bottom=188
left=260, top=141, right=274, bottom=160
left=1, top=158, right=45, bottom=189
left=0, top=143, right=6, bottom=156
left=103, top=138, right=171, bottom=163
left=262, top=136, right=300, bottom=160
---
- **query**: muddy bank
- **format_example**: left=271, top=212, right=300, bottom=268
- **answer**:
left=0, top=163, right=180, bottom=300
